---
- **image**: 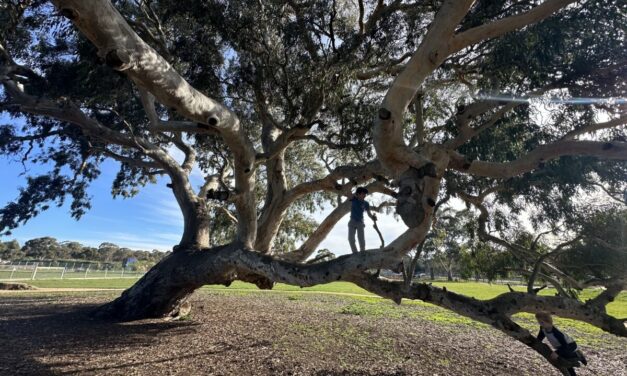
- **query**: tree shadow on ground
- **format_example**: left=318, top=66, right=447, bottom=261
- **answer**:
left=0, top=296, right=229, bottom=375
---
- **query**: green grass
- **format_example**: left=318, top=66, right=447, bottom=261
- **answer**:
left=22, top=278, right=627, bottom=316
left=27, top=278, right=140, bottom=289
left=202, top=280, right=373, bottom=295
left=16, top=278, right=627, bottom=330
left=6, top=278, right=626, bottom=349
left=1, top=270, right=144, bottom=281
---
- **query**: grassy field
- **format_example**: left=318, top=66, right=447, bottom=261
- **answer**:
left=4, top=279, right=624, bottom=375
left=24, top=278, right=626, bottom=318
left=0, top=269, right=144, bottom=280
left=8, top=278, right=624, bottom=351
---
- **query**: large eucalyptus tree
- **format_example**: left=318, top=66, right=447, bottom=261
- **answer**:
left=1, top=1, right=625, bottom=374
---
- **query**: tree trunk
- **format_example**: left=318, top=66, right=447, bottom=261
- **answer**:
left=94, top=244, right=234, bottom=321
left=429, top=264, right=435, bottom=281
left=179, top=211, right=210, bottom=248
left=447, top=269, right=453, bottom=281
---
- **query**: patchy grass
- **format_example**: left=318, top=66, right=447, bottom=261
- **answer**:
left=27, top=278, right=139, bottom=289
left=280, top=318, right=404, bottom=367
left=21, top=278, right=627, bottom=334
left=1, top=291, right=624, bottom=376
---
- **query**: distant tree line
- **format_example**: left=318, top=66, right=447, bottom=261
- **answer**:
left=418, top=208, right=626, bottom=287
left=0, top=237, right=167, bottom=268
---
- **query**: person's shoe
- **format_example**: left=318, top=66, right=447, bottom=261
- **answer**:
left=575, top=349, right=587, bottom=366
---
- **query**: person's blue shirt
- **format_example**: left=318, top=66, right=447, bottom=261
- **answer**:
left=350, top=198, right=370, bottom=223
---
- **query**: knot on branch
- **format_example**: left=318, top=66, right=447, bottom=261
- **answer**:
left=532, top=284, right=548, bottom=295
left=207, top=189, right=230, bottom=201
left=207, top=116, right=219, bottom=126
left=428, top=51, right=440, bottom=65
left=105, top=49, right=132, bottom=71
left=396, top=167, right=427, bottom=228
left=378, top=108, right=392, bottom=120
left=462, top=157, right=473, bottom=170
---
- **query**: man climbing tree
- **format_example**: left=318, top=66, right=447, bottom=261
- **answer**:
left=1, top=1, right=625, bottom=375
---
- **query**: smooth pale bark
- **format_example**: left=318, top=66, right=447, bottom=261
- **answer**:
left=450, top=0, right=577, bottom=53
left=561, top=115, right=627, bottom=140
left=373, top=0, right=474, bottom=176
left=52, top=0, right=258, bottom=247
left=281, top=200, right=352, bottom=262
left=373, top=0, right=576, bottom=177
left=449, top=141, right=627, bottom=178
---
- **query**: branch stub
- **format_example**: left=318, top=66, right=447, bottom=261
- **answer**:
left=207, top=116, right=219, bottom=126
left=378, top=108, right=392, bottom=120
left=105, top=49, right=131, bottom=70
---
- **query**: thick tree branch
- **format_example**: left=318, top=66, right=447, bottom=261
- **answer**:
left=98, top=148, right=161, bottom=169
left=280, top=181, right=395, bottom=263
left=450, top=0, right=577, bottom=52
left=449, top=140, right=627, bottom=178
left=373, top=0, right=474, bottom=176
left=585, top=278, right=626, bottom=309
left=52, top=0, right=258, bottom=246
left=561, top=115, right=627, bottom=141
left=280, top=200, right=351, bottom=263
left=346, top=275, right=623, bottom=374
left=286, top=160, right=385, bottom=201
left=445, top=102, right=519, bottom=149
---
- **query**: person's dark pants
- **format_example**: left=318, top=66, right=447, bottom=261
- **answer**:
left=348, top=219, right=365, bottom=253
left=557, top=344, right=579, bottom=376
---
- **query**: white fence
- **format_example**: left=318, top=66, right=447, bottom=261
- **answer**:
left=0, top=264, right=144, bottom=281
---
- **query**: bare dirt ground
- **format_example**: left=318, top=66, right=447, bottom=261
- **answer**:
left=0, top=291, right=625, bottom=376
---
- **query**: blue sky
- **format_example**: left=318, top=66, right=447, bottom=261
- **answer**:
left=0, top=113, right=405, bottom=254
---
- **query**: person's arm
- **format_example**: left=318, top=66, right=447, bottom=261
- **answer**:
left=536, top=328, right=545, bottom=341
left=552, top=327, right=577, bottom=357
left=366, top=202, right=377, bottom=221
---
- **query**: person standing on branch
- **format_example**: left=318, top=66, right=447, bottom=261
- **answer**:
left=348, top=187, right=377, bottom=253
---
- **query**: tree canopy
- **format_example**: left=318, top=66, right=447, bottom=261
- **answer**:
left=1, top=1, right=625, bottom=374
left=0, top=236, right=166, bottom=267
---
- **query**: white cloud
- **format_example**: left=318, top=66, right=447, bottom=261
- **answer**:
left=137, top=192, right=184, bottom=229
left=74, top=231, right=176, bottom=251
